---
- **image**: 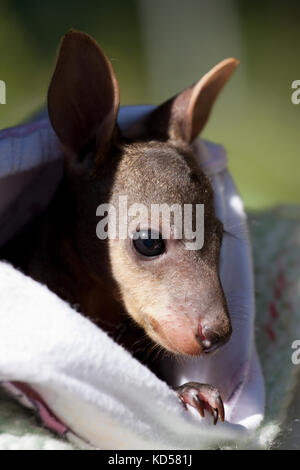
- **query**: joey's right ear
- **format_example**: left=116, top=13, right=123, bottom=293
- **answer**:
left=125, top=58, right=238, bottom=144
left=48, top=30, right=119, bottom=168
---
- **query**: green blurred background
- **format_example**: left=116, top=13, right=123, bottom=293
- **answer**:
left=0, top=0, right=299, bottom=209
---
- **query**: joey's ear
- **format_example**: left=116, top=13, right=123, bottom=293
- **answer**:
left=126, top=58, right=238, bottom=143
left=48, top=30, right=119, bottom=166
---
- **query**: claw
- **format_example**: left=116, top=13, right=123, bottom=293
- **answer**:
left=212, top=408, right=218, bottom=425
left=178, top=393, right=188, bottom=410
left=193, top=395, right=205, bottom=418
left=216, top=396, right=225, bottom=422
left=175, top=382, right=225, bottom=425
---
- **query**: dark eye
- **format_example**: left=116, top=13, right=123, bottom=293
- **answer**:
left=132, top=229, right=165, bottom=257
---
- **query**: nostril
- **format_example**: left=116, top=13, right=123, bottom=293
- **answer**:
left=196, top=324, right=225, bottom=354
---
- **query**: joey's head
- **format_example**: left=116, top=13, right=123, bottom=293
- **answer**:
left=48, top=30, right=238, bottom=357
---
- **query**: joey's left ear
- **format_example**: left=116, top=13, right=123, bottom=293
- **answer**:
left=126, top=58, right=239, bottom=143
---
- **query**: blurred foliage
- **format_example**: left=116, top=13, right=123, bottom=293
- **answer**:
left=0, top=0, right=299, bottom=209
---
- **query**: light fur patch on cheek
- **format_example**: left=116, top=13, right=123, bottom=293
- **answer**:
left=108, top=242, right=201, bottom=355
left=108, top=240, right=170, bottom=329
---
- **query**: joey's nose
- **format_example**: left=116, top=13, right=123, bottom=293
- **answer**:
left=197, top=324, right=228, bottom=354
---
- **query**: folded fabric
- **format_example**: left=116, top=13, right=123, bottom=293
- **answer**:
left=0, top=106, right=265, bottom=449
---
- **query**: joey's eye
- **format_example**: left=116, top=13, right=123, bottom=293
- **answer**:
left=133, top=229, right=165, bottom=257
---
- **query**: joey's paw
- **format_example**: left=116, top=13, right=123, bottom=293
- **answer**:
left=175, top=381, right=225, bottom=425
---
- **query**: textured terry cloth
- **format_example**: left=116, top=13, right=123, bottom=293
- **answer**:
left=0, top=106, right=264, bottom=449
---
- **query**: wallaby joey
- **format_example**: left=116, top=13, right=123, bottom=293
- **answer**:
left=2, top=30, right=239, bottom=425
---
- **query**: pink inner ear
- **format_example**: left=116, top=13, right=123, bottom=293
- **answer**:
left=181, top=58, right=239, bottom=143
left=122, top=58, right=238, bottom=145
